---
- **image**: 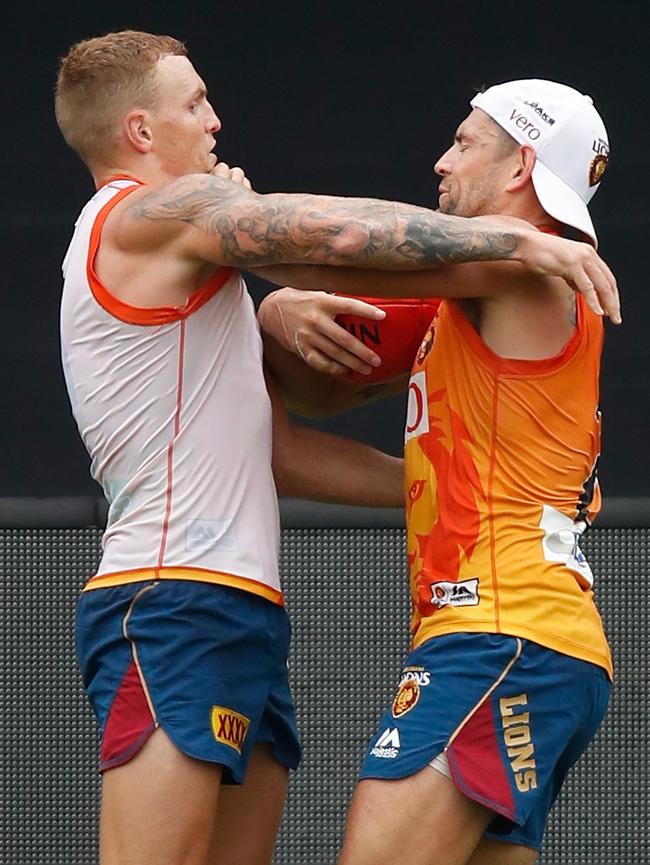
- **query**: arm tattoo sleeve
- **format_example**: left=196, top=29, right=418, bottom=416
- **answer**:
left=129, top=174, right=520, bottom=269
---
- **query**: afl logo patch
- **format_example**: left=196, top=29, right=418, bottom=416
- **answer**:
left=589, top=154, right=608, bottom=187
left=392, top=679, right=420, bottom=718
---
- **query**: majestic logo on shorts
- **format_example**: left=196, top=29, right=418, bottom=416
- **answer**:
left=499, top=694, right=538, bottom=793
left=392, top=679, right=420, bottom=718
left=371, top=727, right=401, bottom=758
left=429, top=578, right=479, bottom=608
left=210, top=706, right=250, bottom=754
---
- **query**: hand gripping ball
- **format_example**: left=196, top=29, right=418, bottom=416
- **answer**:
left=335, top=296, right=440, bottom=383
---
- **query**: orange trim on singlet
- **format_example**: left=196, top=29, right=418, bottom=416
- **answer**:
left=82, top=566, right=285, bottom=606
left=86, top=182, right=234, bottom=326
left=96, top=174, right=146, bottom=189
left=446, top=296, right=585, bottom=377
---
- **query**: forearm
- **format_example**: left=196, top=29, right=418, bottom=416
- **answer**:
left=254, top=262, right=467, bottom=298
left=262, top=330, right=340, bottom=417
left=273, top=423, right=405, bottom=507
left=129, top=175, right=522, bottom=270
left=268, top=368, right=404, bottom=506
left=130, top=175, right=619, bottom=321
left=254, top=192, right=520, bottom=269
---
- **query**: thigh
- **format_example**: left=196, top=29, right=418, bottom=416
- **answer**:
left=209, top=743, right=289, bottom=865
left=355, top=634, right=610, bottom=855
left=338, top=766, right=492, bottom=865
left=100, top=727, right=223, bottom=865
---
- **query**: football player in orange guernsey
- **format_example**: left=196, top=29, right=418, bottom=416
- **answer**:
left=55, top=28, right=620, bottom=865
left=258, top=80, right=618, bottom=864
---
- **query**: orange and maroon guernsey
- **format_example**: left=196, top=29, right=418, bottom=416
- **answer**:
left=404, top=295, right=612, bottom=677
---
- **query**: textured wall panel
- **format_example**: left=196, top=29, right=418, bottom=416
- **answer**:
left=1, top=526, right=647, bottom=864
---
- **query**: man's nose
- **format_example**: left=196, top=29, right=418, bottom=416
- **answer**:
left=207, top=108, right=221, bottom=134
left=434, top=149, right=452, bottom=176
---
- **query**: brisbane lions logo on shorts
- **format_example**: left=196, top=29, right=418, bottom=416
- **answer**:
left=392, top=679, right=420, bottom=718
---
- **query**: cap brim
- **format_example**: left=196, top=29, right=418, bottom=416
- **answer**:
left=532, top=160, right=598, bottom=248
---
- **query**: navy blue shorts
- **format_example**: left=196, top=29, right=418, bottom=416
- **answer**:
left=75, top=580, right=301, bottom=783
left=359, top=633, right=610, bottom=850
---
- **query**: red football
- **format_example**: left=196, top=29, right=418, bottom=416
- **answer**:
left=335, top=296, right=440, bottom=383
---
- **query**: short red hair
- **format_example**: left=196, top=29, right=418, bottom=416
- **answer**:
left=55, top=30, right=187, bottom=168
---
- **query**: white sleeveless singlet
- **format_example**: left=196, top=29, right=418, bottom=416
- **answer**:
left=60, top=178, right=282, bottom=603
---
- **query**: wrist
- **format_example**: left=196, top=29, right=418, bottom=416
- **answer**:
left=258, top=288, right=289, bottom=333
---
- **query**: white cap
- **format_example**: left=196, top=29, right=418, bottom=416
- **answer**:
left=470, top=79, right=609, bottom=246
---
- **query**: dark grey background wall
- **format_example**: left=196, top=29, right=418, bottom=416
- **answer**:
left=2, top=0, right=648, bottom=496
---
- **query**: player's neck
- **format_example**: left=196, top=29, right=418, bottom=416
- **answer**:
left=497, top=193, right=555, bottom=235
left=92, top=159, right=175, bottom=190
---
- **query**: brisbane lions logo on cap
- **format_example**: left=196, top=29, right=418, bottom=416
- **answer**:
left=589, top=154, right=608, bottom=187
left=589, top=137, right=609, bottom=187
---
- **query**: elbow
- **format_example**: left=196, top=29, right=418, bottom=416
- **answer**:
left=328, top=223, right=372, bottom=262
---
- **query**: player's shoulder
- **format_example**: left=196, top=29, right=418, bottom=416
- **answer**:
left=107, top=172, right=251, bottom=254
left=103, top=177, right=199, bottom=254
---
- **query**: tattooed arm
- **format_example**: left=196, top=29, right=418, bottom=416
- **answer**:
left=118, top=174, right=619, bottom=317
left=267, top=370, right=404, bottom=503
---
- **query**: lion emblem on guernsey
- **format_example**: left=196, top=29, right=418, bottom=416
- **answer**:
left=392, top=679, right=420, bottom=718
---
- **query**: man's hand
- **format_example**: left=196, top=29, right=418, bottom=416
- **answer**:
left=210, top=161, right=252, bottom=189
left=502, top=223, right=621, bottom=324
left=258, top=287, right=386, bottom=376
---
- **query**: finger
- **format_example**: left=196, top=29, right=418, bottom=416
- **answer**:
left=212, top=161, right=231, bottom=177
left=578, top=247, right=621, bottom=323
left=299, top=332, right=375, bottom=375
left=243, top=176, right=252, bottom=190
left=323, top=294, right=387, bottom=320
left=581, top=257, right=618, bottom=321
left=230, top=166, right=247, bottom=185
left=302, top=347, right=353, bottom=377
left=591, top=256, right=621, bottom=324
left=308, top=318, right=382, bottom=366
left=572, top=267, right=604, bottom=317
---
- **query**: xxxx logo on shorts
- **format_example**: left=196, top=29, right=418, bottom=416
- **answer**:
left=210, top=706, right=250, bottom=754
left=392, top=679, right=420, bottom=718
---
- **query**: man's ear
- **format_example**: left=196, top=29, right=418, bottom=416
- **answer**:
left=124, top=110, right=153, bottom=154
left=507, top=144, right=536, bottom=192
